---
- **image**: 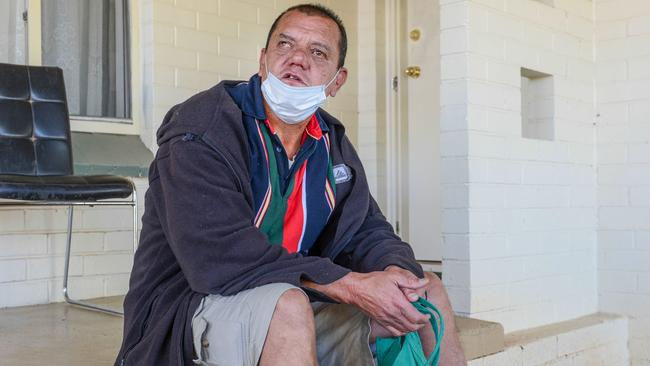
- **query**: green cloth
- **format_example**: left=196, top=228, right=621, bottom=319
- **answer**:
left=376, top=298, right=445, bottom=366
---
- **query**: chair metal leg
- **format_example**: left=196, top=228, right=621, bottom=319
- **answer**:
left=62, top=186, right=139, bottom=317
left=62, top=205, right=123, bottom=316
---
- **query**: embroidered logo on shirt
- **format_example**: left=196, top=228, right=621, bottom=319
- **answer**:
left=333, top=164, right=353, bottom=184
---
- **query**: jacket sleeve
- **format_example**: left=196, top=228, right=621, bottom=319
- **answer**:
left=151, top=136, right=350, bottom=296
left=335, top=194, right=424, bottom=278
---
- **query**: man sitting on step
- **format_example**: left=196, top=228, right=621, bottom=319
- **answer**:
left=115, top=4, right=466, bottom=366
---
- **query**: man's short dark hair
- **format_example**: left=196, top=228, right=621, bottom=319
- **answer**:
left=264, top=3, right=348, bottom=69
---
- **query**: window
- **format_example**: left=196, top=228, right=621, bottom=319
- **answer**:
left=42, top=0, right=131, bottom=120
left=0, top=0, right=27, bottom=64
left=521, top=68, right=554, bottom=141
left=1, top=0, right=138, bottom=134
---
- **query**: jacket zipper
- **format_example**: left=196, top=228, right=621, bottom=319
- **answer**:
left=120, top=292, right=161, bottom=365
left=177, top=296, right=195, bottom=366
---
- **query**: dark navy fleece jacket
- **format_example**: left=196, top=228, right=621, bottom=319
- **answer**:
left=114, top=77, right=423, bottom=366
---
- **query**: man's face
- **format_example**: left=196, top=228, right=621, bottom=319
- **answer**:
left=259, top=11, right=347, bottom=97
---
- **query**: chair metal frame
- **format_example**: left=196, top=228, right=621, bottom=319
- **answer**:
left=0, top=62, right=139, bottom=317
left=0, top=184, right=137, bottom=317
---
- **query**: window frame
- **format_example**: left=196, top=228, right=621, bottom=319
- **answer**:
left=26, top=0, right=141, bottom=135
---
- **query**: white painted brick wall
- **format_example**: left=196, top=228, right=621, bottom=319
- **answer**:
left=356, top=0, right=379, bottom=197
left=597, top=1, right=650, bottom=364
left=441, top=0, right=598, bottom=333
left=0, top=281, right=49, bottom=308
left=0, top=178, right=147, bottom=308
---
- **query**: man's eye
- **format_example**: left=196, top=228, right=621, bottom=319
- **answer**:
left=312, top=49, right=326, bottom=58
left=278, top=41, right=291, bottom=48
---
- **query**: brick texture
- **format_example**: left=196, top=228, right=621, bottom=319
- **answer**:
left=597, top=1, right=650, bottom=364
left=441, top=0, right=598, bottom=333
left=0, top=177, right=146, bottom=306
left=142, top=0, right=359, bottom=151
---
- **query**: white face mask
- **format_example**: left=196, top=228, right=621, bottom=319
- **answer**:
left=261, top=63, right=339, bottom=125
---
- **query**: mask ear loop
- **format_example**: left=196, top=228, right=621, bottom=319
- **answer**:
left=323, top=69, right=341, bottom=98
left=325, top=69, right=340, bottom=89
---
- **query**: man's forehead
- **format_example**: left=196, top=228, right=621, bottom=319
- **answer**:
left=271, top=10, right=340, bottom=44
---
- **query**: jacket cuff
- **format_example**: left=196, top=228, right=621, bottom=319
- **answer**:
left=377, top=256, right=424, bottom=278
left=302, top=259, right=352, bottom=285
left=299, top=260, right=351, bottom=302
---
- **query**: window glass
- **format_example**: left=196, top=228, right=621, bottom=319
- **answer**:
left=0, top=0, right=27, bottom=64
left=41, top=0, right=131, bottom=119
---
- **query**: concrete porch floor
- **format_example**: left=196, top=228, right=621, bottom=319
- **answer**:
left=0, top=296, right=503, bottom=365
left=0, top=297, right=124, bottom=366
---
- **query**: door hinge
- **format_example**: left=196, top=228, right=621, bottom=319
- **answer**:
left=395, top=220, right=400, bottom=234
left=22, top=10, right=28, bottom=22
left=392, top=76, right=398, bottom=92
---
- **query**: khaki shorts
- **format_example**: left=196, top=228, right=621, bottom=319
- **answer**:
left=191, top=283, right=375, bottom=366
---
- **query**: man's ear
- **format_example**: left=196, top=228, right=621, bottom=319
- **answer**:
left=258, top=48, right=267, bottom=78
left=328, top=67, right=348, bottom=97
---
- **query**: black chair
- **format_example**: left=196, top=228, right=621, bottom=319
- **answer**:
left=0, top=63, right=137, bottom=316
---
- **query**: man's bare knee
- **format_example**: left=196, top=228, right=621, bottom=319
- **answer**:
left=262, top=289, right=317, bottom=366
left=274, top=288, right=312, bottom=319
left=424, top=272, right=451, bottom=306
left=425, top=271, right=441, bottom=284
left=267, top=289, right=314, bottom=342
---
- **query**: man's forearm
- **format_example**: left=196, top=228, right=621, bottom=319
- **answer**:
left=301, top=272, right=358, bottom=304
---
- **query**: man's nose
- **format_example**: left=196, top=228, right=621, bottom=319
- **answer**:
left=287, top=47, right=309, bottom=68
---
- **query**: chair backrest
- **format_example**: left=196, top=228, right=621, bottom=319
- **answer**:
left=0, top=63, right=73, bottom=176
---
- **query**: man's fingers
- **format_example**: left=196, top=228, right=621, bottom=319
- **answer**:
left=378, top=296, right=429, bottom=334
left=402, top=288, right=420, bottom=302
left=388, top=268, right=428, bottom=290
left=383, top=315, right=420, bottom=335
left=399, top=302, right=430, bottom=326
left=385, top=266, right=429, bottom=294
left=395, top=274, right=429, bottom=290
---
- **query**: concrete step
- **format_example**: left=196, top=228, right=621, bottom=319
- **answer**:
left=457, top=316, right=505, bottom=361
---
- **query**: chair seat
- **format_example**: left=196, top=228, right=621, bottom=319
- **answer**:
left=0, top=174, right=134, bottom=201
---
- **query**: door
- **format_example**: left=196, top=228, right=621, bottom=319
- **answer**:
left=386, top=0, right=441, bottom=265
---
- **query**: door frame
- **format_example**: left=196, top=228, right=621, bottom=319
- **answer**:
left=383, top=0, right=408, bottom=239
left=383, top=0, right=443, bottom=272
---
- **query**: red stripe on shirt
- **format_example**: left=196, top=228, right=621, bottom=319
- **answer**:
left=282, top=160, right=308, bottom=253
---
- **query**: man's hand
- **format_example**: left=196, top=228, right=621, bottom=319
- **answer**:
left=384, top=265, right=427, bottom=302
left=302, top=269, right=429, bottom=337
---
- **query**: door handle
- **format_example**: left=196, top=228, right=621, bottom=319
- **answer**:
left=404, top=66, right=421, bottom=78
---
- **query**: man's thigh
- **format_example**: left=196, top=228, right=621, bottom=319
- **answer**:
left=312, top=302, right=375, bottom=366
left=192, top=283, right=297, bottom=366
left=192, top=284, right=375, bottom=366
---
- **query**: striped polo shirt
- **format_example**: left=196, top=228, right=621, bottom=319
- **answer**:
left=226, top=75, right=336, bottom=255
